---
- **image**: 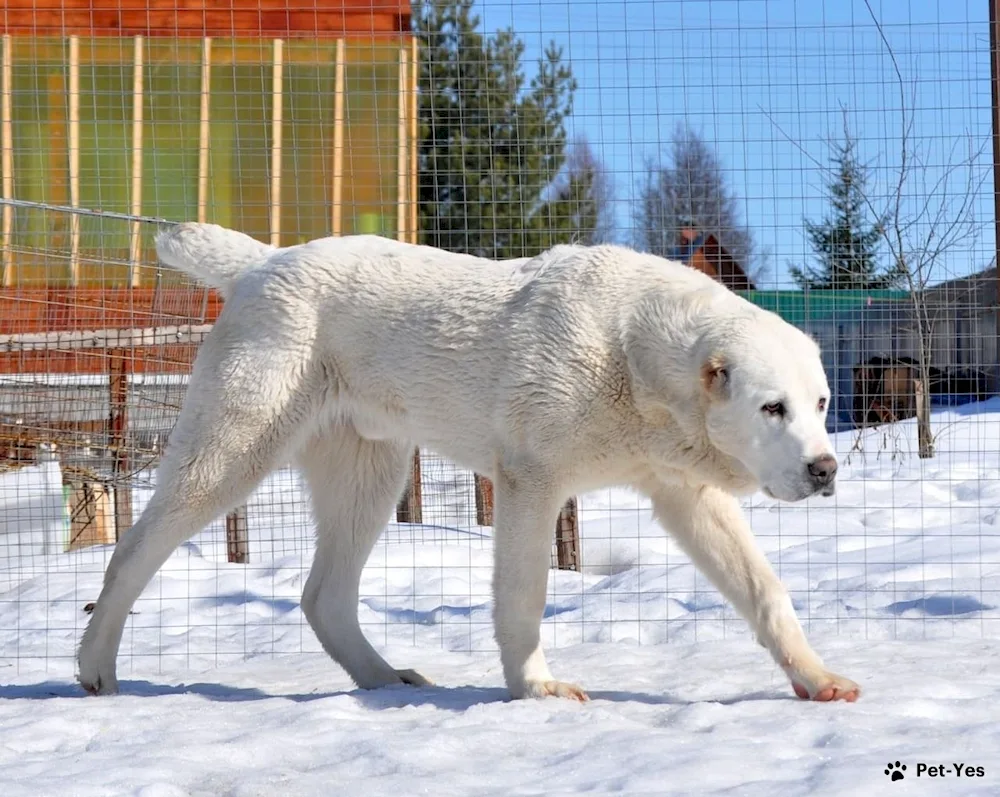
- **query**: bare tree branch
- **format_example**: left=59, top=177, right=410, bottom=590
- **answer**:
left=557, top=136, right=616, bottom=245
left=859, top=0, right=988, bottom=458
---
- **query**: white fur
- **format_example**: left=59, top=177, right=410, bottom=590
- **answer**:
left=78, top=222, right=859, bottom=703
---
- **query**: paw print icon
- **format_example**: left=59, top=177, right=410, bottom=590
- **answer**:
left=885, top=762, right=906, bottom=781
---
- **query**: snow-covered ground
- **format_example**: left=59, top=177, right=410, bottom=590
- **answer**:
left=2, top=402, right=999, bottom=795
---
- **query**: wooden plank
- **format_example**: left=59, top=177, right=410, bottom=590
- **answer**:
left=0, top=287, right=224, bottom=334
left=474, top=474, right=494, bottom=526
left=1, top=421, right=111, bottom=463
left=395, top=448, right=423, bottom=524
left=555, top=498, right=580, bottom=571
left=392, top=51, right=419, bottom=527
left=127, top=36, right=144, bottom=284
left=0, top=346, right=201, bottom=374
left=269, top=39, right=283, bottom=247
left=0, top=0, right=411, bottom=12
left=0, top=293, right=48, bottom=329
left=0, top=323, right=214, bottom=351
left=331, top=38, right=345, bottom=236
left=0, top=35, right=12, bottom=287
left=396, top=44, right=407, bottom=242
left=68, top=36, right=81, bottom=286
left=225, top=504, right=249, bottom=564
left=409, top=36, right=418, bottom=244
left=0, top=9, right=410, bottom=37
left=108, top=350, right=132, bottom=539
left=196, top=38, right=212, bottom=223
left=66, top=480, right=116, bottom=551
left=0, top=286, right=223, bottom=373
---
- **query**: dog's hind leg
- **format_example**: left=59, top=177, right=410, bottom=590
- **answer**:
left=78, top=332, right=316, bottom=695
left=296, top=427, right=431, bottom=689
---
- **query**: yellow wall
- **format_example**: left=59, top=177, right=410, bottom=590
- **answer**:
left=2, top=36, right=414, bottom=286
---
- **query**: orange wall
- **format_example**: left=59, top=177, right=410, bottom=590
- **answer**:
left=0, top=287, right=224, bottom=374
left=0, top=1, right=411, bottom=37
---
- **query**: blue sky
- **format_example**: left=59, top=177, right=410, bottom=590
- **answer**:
left=476, top=0, right=994, bottom=287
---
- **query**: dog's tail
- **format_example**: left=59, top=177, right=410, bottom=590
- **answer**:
left=155, top=222, right=274, bottom=297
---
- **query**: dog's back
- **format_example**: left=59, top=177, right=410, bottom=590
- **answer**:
left=156, top=224, right=730, bottom=478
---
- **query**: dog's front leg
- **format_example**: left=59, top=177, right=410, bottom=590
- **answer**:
left=650, top=482, right=860, bottom=702
left=492, top=470, right=588, bottom=702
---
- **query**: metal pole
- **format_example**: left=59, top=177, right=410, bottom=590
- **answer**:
left=989, top=0, right=1000, bottom=386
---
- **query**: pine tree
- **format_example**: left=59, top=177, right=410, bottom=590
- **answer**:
left=414, top=0, right=605, bottom=258
left=790, top=125, right=898, bottom=290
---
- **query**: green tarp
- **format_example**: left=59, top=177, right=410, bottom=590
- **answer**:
left=738, top=289, right=909, bottom=325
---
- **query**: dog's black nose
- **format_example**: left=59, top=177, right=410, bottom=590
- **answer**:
left=807, top=454, right=838, bottom=486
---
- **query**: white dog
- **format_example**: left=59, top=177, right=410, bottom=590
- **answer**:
left=78, top=223, right=859, bottom=703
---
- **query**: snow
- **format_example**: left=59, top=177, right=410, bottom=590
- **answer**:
left=2, top=402, right=999, bottom=795
left=0, top=461, right=66, bottom=586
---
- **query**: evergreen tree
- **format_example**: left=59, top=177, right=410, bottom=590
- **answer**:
left=414, top=0, right=604, bottom=258
left=636, top=124, right=758, bottom=274
left=790, top=126, right=898, bottom=290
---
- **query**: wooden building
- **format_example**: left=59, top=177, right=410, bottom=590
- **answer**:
left=0, top=3, right=418, bottom=549
left=672, top=227, right=755, bottom=291
left=0, top=0, right=417, bottom=288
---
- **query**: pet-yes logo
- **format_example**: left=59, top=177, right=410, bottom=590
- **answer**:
left=883, top=761, right=986, bottom=781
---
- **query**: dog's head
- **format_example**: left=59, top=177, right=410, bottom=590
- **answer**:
left=626, top=297, right=837, bottom=502
left=696, top=319, right=836, bottom=501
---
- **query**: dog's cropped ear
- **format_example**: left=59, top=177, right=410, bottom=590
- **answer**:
left=700, top=354, right=730, bottom=399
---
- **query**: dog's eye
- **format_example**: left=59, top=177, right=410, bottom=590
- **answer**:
left=762, top=401, right=786, bottom=417
left=817, top=398, right=827, bottom=413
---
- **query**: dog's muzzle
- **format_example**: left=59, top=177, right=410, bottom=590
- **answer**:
left=808, top=454, right=838, bottom=497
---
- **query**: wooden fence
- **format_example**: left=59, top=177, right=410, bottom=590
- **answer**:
left=0, top=285, right=582, bottom=570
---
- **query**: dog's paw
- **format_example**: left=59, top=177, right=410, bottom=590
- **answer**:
left=515, top=680, right=590, bottom=702
left=77, top=644, right=119, bottom=696
left=396, top=668, right=433, bottom=687
left=77, top=664, right=119, bottom=696
left=791, top=671, right=860, bottom=702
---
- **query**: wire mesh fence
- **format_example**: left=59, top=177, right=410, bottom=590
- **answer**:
left=1, top=0, right=998, bottom=682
